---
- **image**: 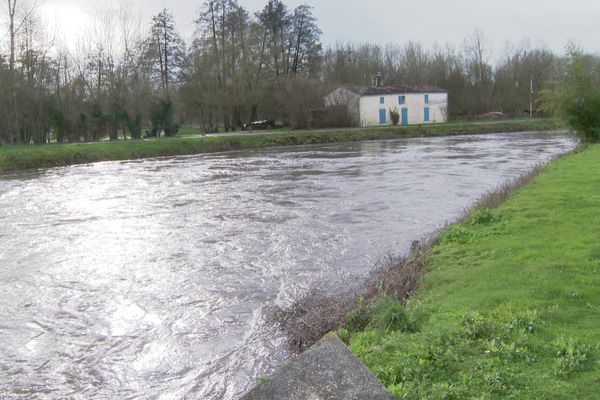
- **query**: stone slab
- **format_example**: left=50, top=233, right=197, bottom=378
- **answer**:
left=241, top=333, right=394, bottom=400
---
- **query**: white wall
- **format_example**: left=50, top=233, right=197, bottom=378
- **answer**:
left=358, top=92, right=448, bottom=127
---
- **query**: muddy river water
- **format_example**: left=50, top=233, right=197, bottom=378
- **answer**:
left=0, top=132, right=575, bottom=399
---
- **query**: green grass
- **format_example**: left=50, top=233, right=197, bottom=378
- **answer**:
left=177, top=124, right=203, bottom=136
left=346, top=144, right=600, bottom=399
left=0, top=118, right=563, bottom=172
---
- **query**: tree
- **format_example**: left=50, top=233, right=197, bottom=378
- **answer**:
left=463, top=30, right=494, bottom=115
left=126, top=111, right=143, bottom=139
left=3, top=0, right=41, bottom=143
left=395, top=42, right=429, bottom=85
left=257, top=0, right=288, bottom=77
left=189, top=0, right=255, bottom=132
left=17, top=11, right=56, bottom=144
left=255, top=1, right=321, bottom=78
left=494, top=43, right=555, bottom=115
left=541, top=48, right=600, bottom=142
left=277, top=76, right=323, bottom=129
left=145, top=8, right=185, bottom=98
left=288, top=4, right=321, bottom=76
left=150, top=98, right=179, bottom=137
left=71, top=1, right=149, bottom=141
left=321, top=42, right=384, bottom=85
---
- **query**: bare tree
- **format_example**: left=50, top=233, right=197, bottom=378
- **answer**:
left=463, top=29, right=494, bottom=115
left=145, top=8, right=185, bottom=98
left=257, top=0, right=287, bottom=77
left=288, top=4, right=321, bottom=76
left=4, top=0, right=40, bottom=143
left=191, top=0, right=253, bottom=131
left=278, top=76, right=323, bottom=128
left=494, top=41, right=555, bottom=115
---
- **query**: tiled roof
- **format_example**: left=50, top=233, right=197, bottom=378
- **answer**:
left=347, top=85, right=447, bottom=95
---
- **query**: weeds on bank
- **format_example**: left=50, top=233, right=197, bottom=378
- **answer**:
left=338, top=295, right=416, bottom=342
left=345, top=145, right=600, bottom=399
left=470, top=208, right=499, bottom=225
left=553, top=335, right=592, bottom=377
left=266, top=155, right=557, bottom=354
left=265, top=244, right=430, bottom=352
left=444, top=225, right=476, bottom=244
left=348, top=306, right=596, bottom=399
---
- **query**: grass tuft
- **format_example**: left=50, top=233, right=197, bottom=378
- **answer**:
left=371, top=296, right=414, bottom=333
left=470, top=208, right=499, bottom=225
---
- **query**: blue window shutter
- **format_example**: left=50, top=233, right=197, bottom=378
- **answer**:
left=424, top=94, right=429, bottom=104
left=398, top=95, right=405, bottom=104
left=380, top=97, right=385, bottom=104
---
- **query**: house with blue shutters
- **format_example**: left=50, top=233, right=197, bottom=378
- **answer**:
left=324, top=85, right=448, bottom=127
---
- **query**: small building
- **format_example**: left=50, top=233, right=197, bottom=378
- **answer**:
left=324, top=85, right=448, bottom=127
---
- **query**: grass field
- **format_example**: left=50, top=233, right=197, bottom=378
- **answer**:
left=0, top=118, right=563, bottom=172
left=344, top=144, right=600, bottom=399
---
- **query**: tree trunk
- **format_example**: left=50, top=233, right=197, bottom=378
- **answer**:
left=7, top=0, right=18, bottom=144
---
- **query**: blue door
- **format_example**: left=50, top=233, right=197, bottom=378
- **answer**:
left=424, top=107, right=430, bottom=122
left=379, top=109, right=387, bottom=125
left=401, top=108, right=408, bottom=125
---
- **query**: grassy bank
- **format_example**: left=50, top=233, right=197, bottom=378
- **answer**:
left=0, top=118, right=563, bottom=172
left=343, top=145, right=600, bottom=399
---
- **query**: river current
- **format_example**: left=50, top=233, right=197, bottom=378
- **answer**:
left=0, top=132, right=575, bottom=399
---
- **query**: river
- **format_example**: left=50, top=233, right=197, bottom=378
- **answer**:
left=0, top=132, right=575, bottom=399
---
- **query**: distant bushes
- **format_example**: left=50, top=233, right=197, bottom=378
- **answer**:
left=565, top=94, right=600, bottom=142
left=541, top=48, right=600, bottom=142
left=313, top=105, right=357, bottom=128
left=389, top=108, right=400, bottom=125
left=127, top=112, right=144, bottom=139
left=150, top=99, right=180, bottom=137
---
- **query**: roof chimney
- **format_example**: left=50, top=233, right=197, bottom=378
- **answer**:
left=375, top=72, right=383, bottom=87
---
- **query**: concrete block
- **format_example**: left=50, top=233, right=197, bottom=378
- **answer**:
left=241, top=333, right=394, bottom=400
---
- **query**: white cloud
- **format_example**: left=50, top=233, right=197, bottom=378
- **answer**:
left=38, top=0, right=90, bottom=49
left=34, top=0, right=600, bottom=58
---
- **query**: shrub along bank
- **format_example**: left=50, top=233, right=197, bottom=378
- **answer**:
left=0, top=118, right=563, bottom=172
left=342, top=144, right=600, bottom=399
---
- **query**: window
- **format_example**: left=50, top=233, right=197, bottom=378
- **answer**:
left=424, top=107, right=430, bottom=122
left=424, top=94, right=429, bottom=104
left=379, top=96, right=385, bottom=104
left=398, top=95, right=406, bottom=105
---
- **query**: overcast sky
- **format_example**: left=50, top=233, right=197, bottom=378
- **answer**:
left=34, top=0, right=600, bottom=62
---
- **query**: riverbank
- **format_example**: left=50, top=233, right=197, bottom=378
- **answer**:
left=343, top=144, right=600, bottom=398
left=0, top=118, right=563, bottom=172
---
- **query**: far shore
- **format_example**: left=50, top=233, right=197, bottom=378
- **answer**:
left=0, top=118, right=565, bottom=172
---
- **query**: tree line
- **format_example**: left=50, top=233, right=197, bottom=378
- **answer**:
left=0, top=0, right=598, bottom=145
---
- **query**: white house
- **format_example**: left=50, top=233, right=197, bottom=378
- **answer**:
left=324, top=85, right=448, bottom=127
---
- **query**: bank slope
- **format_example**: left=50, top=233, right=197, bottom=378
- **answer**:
left=348, top=144, right=600, bottom=399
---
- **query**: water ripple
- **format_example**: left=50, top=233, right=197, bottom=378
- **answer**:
left=0, top=132, right=575, bottom=399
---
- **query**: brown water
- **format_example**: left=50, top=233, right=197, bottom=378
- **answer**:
left=0, top=132, right=575, bottom=399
